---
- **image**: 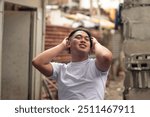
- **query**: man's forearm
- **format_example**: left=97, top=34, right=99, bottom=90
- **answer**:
left=33, top=43, right=66, bottom=65
left=95, top=43, right=111, bottom=59
left=94, top=42, right=112, bottom=71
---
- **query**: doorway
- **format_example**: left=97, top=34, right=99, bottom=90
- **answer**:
left=1, top=3, right=36, bottom=99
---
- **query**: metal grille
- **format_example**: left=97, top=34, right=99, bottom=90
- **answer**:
left=126, top=53, right=150, bottom=88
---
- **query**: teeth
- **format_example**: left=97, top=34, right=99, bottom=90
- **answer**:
left=79, top=44, right=86, bottom=48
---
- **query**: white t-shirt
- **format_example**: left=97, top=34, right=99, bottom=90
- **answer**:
left=51, top=58, right=108, bottom=100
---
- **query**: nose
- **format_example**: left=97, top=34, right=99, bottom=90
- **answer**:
left=81, top=36, right=87, bottom=41
left=80, top=37, right=86, bottom=43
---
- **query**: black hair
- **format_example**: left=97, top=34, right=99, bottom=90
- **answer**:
left=68, top=28, right=93, bottom=48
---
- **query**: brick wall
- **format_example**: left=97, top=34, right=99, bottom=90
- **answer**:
left=45, top=25, right=73, bottom=63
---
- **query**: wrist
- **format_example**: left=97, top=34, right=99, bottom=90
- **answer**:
left=94, top=42, right=99, bottom=47
left=59, top=42, right=66, bottom=50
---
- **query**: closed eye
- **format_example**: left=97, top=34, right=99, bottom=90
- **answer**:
left=74, top=34, right=90, bottom=41
left=75, top=35, right=82, bottom=39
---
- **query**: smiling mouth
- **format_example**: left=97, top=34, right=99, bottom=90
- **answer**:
left=79, top=44, right=86, bottom=48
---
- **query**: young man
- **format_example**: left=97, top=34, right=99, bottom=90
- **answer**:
left=32, top=28, right=112, bottom=100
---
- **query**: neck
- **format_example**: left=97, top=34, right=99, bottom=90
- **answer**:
left=71, top=53, right=88, bottom=62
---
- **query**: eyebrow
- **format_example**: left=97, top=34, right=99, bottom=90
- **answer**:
left=75, top=34, right=89, bottom=37
left=75, top=34, right=82, bottom=37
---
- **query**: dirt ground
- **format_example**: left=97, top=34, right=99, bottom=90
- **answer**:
left=104, top=72, right=125, bottom=100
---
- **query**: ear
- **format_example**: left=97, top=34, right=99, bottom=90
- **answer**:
left=66, top=38, right=71, bottom=48
left=66, top=38, right=71, bottom=53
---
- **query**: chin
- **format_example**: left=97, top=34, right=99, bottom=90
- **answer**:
left=78, top=49, right=89, bottom=54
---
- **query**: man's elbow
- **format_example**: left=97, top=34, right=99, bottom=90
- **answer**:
left=32, top=59, right=52, bottom=77
left=32, top=58, right=37, bottom=67
left=99, top=52, right=112, bottom=64
left=104, top=52, right=112, bottom=64
left=32, top=58, right=42, bottom=69
left=96, top=52, right=112, bottom=71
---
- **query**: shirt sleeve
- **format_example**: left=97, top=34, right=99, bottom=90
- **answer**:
left=89, top=58, right=109, bottom=78
left=50, top=62, right=63, bottom=80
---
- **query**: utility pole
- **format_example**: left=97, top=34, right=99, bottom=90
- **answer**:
left=90, top=0, right=93, bottom=16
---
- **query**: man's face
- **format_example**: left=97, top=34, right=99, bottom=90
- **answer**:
left=69, top=31, right=91, bottom=54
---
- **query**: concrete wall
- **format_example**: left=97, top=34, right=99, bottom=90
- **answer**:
left=2, top=11, right=31, bottom=99
left=0, top=0, right=4, bottom=99
left=122, top=1, right=150, bottom=100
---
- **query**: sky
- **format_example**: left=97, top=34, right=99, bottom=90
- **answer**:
left=80, top=0, right=124, bottom=9
left=100, top=0, right=124, bottom=9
